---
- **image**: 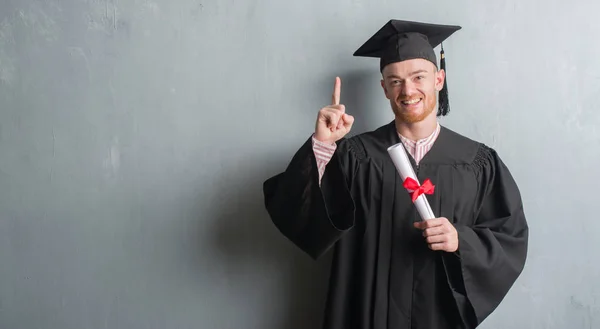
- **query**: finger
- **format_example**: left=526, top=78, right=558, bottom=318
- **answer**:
left=323, top=105, right=345, bottom=112
left=321, top=107, right=345, bottom=124
left=423, top=226, right=445, bottom=237
left=321, top=110, right=341, bottom=129
left=428, top=243, right=447, bottom=251
left=341, top=114, right=354, bottom=132
left=414, top=219, right=443, bottom=229
left=426, top=218, right=444, bottom=227
left=342, top=114, right=354, bottom=126
left=321, top=107, right=343, bottom=119
left=329, top=115, right=341, bottom=131
left=332, top=77, right=341, bottom=105
left=426, top=234, right=446, bottom=244
left=335, top=107, right=346, bottom=129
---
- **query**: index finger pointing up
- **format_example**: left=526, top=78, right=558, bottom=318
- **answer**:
left=332, top=77, right=341, bottom=105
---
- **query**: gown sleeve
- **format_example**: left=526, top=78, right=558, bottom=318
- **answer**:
left=444, top=144, right=529, bottom=327
left=262, top=136, right=362, bottom=259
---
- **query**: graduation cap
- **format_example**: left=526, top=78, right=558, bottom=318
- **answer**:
left=353, top=20, right=461, bottom=116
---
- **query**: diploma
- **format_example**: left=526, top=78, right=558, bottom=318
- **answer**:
left=387, top=143, right=436, bottom=220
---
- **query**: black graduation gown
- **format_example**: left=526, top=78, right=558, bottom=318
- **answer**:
left=263, top=121, right=529, bottom=329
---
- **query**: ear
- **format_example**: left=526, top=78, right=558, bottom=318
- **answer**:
left=380, top=79, right=391, bottom=99
left=435, top=69, right=446, bottom=92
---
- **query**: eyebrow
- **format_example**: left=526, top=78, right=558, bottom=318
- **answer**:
left=385, top=70, right=428, bottom=79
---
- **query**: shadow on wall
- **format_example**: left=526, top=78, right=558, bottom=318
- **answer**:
left=207, top=154, right=332, bottom=329
left=205, top=69, right=383, bottom=329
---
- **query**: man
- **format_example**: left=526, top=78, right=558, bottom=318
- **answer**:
left=263, top=19, right=528, bottom=329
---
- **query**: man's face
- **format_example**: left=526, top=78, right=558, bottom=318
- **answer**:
left=380, top=58, right=445, bottom=123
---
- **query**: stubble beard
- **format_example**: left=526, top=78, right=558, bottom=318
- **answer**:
left=391, top=94, right=436, bottom=124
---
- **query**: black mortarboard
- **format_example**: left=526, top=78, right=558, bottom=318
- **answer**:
left=353, top=20, right=461, bottom=116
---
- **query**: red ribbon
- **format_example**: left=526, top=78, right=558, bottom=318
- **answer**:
left=403, top=177, right=435, bottom=202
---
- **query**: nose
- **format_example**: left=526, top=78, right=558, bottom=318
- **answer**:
left=400, top=80, right=417, bottom=96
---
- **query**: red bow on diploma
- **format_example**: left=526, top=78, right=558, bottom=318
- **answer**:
left=403, top=177, right=435, bottom=202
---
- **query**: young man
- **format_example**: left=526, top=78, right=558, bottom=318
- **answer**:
left=263, top=19, right=529, bottom=329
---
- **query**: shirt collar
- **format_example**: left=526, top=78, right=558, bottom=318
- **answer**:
left=398, top=122, right=440, bottom=147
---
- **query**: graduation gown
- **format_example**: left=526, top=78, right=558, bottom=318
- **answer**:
left=263, top=121, right=529, bottom=329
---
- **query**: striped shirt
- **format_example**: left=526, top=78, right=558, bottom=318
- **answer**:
left=312, top=123, right=441, bottom=184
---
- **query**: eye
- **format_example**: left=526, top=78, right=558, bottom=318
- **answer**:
left=416, top=75, right=425, bottom=80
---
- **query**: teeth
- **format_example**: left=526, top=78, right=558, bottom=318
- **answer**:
left=402, top=98, right=421, bottom=105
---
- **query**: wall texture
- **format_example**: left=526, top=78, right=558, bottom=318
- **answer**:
left=1, top=0, right=599, bottom=328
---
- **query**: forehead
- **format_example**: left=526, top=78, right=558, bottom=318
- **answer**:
left=382, top=58, right=437, bottom=78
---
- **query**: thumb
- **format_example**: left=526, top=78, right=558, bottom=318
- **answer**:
left=342, top=114, right=354, bottom=127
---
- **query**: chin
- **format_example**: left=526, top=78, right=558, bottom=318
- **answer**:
left=392, top=104, right=435, bottom=124
left=398, top=114, right=426, bottom=124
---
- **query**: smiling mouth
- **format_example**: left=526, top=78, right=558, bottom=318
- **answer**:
left=400, top=98, right=422, bottom=106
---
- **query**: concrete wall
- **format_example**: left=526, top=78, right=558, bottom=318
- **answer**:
left=1, top=0, right=599, bottom=328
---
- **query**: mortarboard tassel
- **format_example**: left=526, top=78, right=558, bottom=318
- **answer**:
left=438, top=43, right=450, bottom=116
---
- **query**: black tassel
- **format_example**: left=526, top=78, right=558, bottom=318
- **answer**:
left=438, top=43, right=450, bottom=116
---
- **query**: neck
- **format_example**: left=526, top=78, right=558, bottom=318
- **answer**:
left=395, top=114, right=438, bottom=141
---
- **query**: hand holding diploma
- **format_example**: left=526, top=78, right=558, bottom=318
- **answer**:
left=387, top=142, right=458, bottom=252
left=414, top=218, right=459, bottom=252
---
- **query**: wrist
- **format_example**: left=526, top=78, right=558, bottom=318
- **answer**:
left=312, top=133, right=335, bottom=146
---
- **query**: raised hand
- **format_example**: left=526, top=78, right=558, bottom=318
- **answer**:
left=314, top=77, right=354, bottom=144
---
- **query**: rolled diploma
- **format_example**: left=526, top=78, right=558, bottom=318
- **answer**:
left=387, top=143, right=436, bottom=220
